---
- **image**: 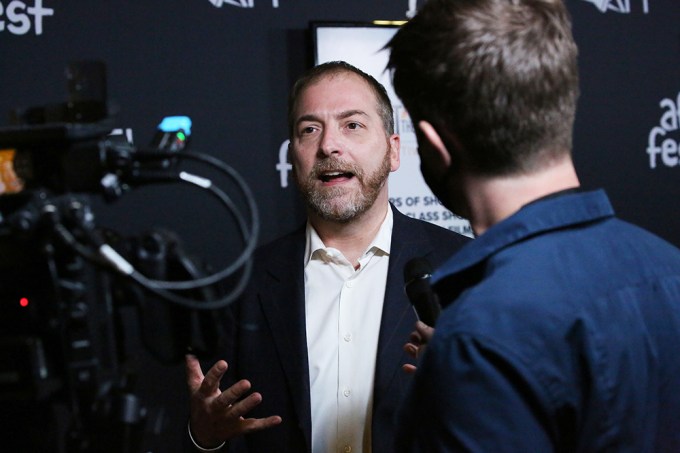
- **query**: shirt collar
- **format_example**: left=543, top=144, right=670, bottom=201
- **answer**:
left=304, top=204, right=394, bottom=267
left=432, top=189, right=615, bottom=284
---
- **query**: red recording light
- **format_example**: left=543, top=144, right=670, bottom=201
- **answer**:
left=19, top=297, right=29, bottom=307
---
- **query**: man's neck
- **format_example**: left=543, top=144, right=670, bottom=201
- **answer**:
left=465, top=157, right=580, bottom=236
left=309, top=200, right=389, bottom=266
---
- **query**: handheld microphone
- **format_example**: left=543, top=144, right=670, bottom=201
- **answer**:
left=404, top=257, right=441, bottom=327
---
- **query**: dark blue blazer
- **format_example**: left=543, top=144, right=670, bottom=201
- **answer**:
left=219, top=207, right=469, bottom=453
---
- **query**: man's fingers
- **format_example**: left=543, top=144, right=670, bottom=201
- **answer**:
left=185, top=354, right=205, bottom=392
left=185, top=362, right=282, bottom=442
left=213, top=386, right=283, bottom=432
left=196, top=360, right=229, bottom=397
left=402, top=363, right=417, bottom=374
left=404, top=342, right=419, bottom=358
left=239, top=415, right=283, bottom=434
left=403, top=323, right=434, bottom=375
left=213, top=386, right=280, bottom=423
left=221, top=390, right=263, bottom=419
left=409, top=330, right=423, bottom=345
left=415, top=321, right=435, bottom=343
left=214, top=379, right=253, bottom=410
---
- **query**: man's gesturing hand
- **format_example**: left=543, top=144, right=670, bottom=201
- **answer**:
left=185, top=355, right=282, bottom=449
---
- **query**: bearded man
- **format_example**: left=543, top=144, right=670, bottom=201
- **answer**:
left=184, top=61, right=469, bottom=453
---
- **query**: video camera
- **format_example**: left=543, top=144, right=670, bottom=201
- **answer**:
left=0, top=62, right=259, bottom=452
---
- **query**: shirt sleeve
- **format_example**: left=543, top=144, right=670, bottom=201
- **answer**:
left=395, top=333, right=556, bottom=453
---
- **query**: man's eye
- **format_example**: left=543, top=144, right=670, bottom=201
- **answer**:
left=347, top=122, right=361, bottom=130
left=300, top=126, right=316, bottom=135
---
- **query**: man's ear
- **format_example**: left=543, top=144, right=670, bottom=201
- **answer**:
left=388, top=133, right=401, bottom=172
left=418, top=120, right=452, bottom=167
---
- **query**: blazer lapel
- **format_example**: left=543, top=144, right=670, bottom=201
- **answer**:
left=374, top=210, right=432, bottom=407
left=257, top=232, right=313, bottom=451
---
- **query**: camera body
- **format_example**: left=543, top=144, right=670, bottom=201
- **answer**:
left=0, top=62, right=232, bottom=452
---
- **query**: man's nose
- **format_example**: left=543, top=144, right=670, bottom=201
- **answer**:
left=318, top=128, right=342, bottom=157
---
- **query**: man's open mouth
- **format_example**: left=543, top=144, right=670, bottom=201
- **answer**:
left=319, top=171, right=354, bottom=182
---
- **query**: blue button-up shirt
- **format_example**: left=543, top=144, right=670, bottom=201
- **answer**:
left=397, top=189, right=680, bottom=452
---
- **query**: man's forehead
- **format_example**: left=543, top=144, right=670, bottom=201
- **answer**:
left=296, top=72, right=379, bottom=116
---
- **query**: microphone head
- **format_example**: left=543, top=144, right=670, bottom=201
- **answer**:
left=404, top=257, right=440, bottom=326
left=404, top=257, right=433, bottom=284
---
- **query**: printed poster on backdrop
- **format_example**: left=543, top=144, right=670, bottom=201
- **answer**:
left=313, top=23, right=473, bottom=237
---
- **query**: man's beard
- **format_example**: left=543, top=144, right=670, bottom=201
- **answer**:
left=296, top=147, right=392, bottom=223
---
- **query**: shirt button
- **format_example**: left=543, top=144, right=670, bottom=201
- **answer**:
left=343, top=388, right=351, bottom=397
left=343, top=333, right=352, bottom=342
left=345, top=281, right=353, bottom=288
left=344, top=446, right=352, bottom=453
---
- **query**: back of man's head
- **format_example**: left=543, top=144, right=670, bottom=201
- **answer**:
left=386, top=0, right=580, bottom=176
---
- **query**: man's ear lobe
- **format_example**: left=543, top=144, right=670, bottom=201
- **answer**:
left=418, top=120, right=452, bottom=167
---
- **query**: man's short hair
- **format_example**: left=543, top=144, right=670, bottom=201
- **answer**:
left=288, top=61, right=395, bottom=138
left=386, top=0, right=580, bottom=176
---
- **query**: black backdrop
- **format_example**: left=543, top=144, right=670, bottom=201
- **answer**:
left=1, top=0, right=679, bottom=450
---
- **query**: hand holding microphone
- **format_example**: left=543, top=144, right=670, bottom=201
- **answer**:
left=402, top=257, right=440, bottom=374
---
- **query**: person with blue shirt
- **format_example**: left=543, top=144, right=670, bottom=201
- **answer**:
left=385, top=0, right=680, bottom=451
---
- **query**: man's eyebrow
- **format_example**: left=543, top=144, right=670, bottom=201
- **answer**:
left=296, top=110, right=370, bottom=126
left=295, top=114, right=320, bottom=127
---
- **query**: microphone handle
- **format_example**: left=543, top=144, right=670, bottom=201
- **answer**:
left=412, top=290, right=441, bottom=327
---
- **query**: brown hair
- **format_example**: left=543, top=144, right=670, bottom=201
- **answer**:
left=386, top=0, right=580, bottom=176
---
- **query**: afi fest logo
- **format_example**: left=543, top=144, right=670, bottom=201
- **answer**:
left=580, top=0, right=649, bottom=13
left=210, top=0, right=419, bottom=15
left=208, top=0, right=280, bottom=8
left=0, top=0, right=53, bottom=35
left=647, top=93, right=680, bottom=169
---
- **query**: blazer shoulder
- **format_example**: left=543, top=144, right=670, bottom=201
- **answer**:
left=393, top=207, right=471, bottom=246
left=254, top=224, right=306, bottom=259
left=391, top=207, right=471, bottom=270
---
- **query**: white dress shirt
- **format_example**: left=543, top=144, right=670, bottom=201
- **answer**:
left=304, top=206, right=393, bottom=453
